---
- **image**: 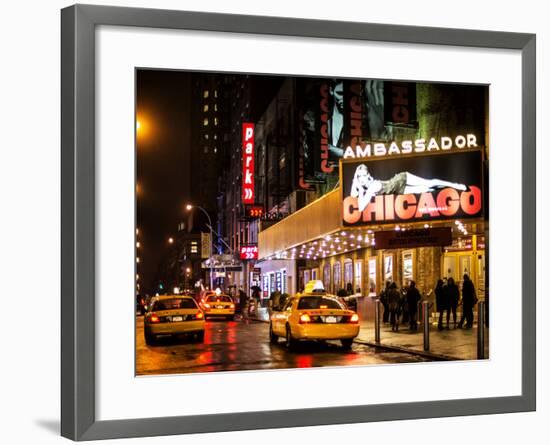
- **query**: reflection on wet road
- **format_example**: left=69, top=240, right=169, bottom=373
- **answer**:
left=136, top=316, right=428, bottom=375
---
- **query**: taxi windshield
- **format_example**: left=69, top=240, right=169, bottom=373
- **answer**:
left=153, top=298, right=197, bottom=311
left=206, top=295, right=232, bottom=303
left=297, top=296, right=344, bottom=310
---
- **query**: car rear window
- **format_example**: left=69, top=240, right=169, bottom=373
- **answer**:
left=206, top=295, right=232, bottom=302
left=153, top=298, right=197, bottom=310
left=297, top=296, right=343, bottom=310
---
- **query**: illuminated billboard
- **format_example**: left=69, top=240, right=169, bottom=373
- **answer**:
left=242, top=123, right=255, bottom=204
left=341, top=150, right=483, bottom=226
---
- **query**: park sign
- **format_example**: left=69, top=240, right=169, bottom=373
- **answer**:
left=242, top=123, right=255, bottom=204
left=239, top=245, right=259, bottom=260
left=341, top=150, right=483, bottom=227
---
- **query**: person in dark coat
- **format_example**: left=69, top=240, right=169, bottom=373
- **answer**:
left=406, top=280, right=421, bottom=330
left=459, top=274, right=477, bottom=328
left=238, top=287, right=247, bottom=315
left=387, top=282, right=402, bottom=332
left=435, top=279, right=449, bottom=330
left=379, top=281, right=391, bottom=323
left=446, top=277, right=460, bottom=328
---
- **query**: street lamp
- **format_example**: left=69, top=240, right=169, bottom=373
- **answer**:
left=168, top=237, right=174, bottom=244
left=186, top=204, right=214, bottom=291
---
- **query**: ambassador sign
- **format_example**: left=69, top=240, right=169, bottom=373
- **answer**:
left=342, top=134, right=478, bottom=158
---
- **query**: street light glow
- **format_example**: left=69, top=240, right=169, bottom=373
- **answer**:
left=168, top=237, right=174, bottom=244
left=185, top=204, right=193, bottom=210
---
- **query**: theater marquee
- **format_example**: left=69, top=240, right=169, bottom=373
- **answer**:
left=341, top=150, right=484, bottom=227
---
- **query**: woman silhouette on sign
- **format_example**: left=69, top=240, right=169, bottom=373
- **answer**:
left=350, top=164, right=467, bottom=212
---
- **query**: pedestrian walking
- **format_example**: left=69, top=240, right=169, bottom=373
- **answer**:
left=435, top=279, right=449, bottom=330
left=387, top=282, right=402, bottom=332
left=446, top=277, right=460, bottom=328
left=458, top=274, right=478, bottom=328
left=380, top=281, right=391, bottom=323
left=406, top=280, right=421, bottom=331
left=238, top=287, right=247, bottom=319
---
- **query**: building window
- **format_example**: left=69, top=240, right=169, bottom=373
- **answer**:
left=204, top=134, right=209, bottom=140
left=214, top=90, right=218, bottom=98
left=323, top=264, right=331, bottom=291
left=203, top=118, right=209, bottom=126
left=203, top=90, right=209, bottom=99
left=333, top=262, right=341, bottom=293
left=214, top=117, right=218, bottom=126
left=203, top=104, right=209, bottom=112
left=214, top=103, right=218, bottom=112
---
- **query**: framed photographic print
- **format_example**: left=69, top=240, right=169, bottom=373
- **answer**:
left=61, top=4, right=536, bottom=441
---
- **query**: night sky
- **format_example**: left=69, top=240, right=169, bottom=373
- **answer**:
left=136, top=69, right=193, bottom=294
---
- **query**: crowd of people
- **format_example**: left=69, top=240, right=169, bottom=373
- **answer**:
left=379, top=274, right=478, bottom=332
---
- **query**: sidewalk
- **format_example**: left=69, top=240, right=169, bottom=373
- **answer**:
left=355, top=295, right=488, bottom=360
left=356, top=319, right=489, bottom=360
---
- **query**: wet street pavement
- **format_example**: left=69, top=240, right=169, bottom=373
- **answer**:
left=136, top=315, right=428, bottom=375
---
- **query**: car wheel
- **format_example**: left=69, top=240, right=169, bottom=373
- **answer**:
left=144, top=329, right=156, bottom=346
left=341, top=339, right=353, bottom=350
left=285, top=325, right=297, bottom=350
left=269, top=323, right=278, bottom=344
left=196, top=331, right=205, bottom=342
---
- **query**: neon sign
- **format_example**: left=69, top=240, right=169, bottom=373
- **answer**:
left=242, top=123, right=255, bottom=204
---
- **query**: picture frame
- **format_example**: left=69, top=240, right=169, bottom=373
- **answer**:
left=61, top=4, right=536, bottom=441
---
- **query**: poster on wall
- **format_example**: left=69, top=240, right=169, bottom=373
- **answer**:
left=384, top=254, right=394, bottom=283
left=402, top=251, right=413, bottom=285
left=368, top=257, right=377, bottom=295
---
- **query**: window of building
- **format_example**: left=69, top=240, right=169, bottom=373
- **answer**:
left=333, top=262, right=341, bottom=293
left=203, top=104, right=209, bottom=112
left=204, top=134, right=209, bottom=140
left=214, top=90, right=218, bottom=98
left=214, top=103, right=218, bottom=112
left=323, top=264, right=331, bottom=291
left=203, top=118, right=209, bottom=126
left=354, top=260, right=363, bottom=294
left=214, top=117, right=218, bottom=126
left=344, top=260, right=353, bottom=293
left=203, top=90, right=209, bottom=99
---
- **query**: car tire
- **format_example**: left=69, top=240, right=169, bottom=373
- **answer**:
left=341, top=338, right=353, bottom=350
left=269, top=323, right=278, bottom=344
left=144, top=329, right=156, bottom=346
left=285, top=325, right=297, bottom=350
left=196, top=331, right=205, bottom=342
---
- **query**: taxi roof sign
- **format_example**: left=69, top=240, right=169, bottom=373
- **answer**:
left=303, top=280, right=325, bottom=293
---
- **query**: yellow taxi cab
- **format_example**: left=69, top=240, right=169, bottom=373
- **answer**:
left=144, top=295, right=205, bottom=345
left=201, top=290, right=236, bottom=320
left=269, top=280, right=360, bottom=349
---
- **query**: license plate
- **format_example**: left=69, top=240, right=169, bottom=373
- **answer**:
left=172, top=316, right=183, bottom=322
left=325, top=316, right=337, bottom=323
left=216, top=306, right=224, bottom=309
